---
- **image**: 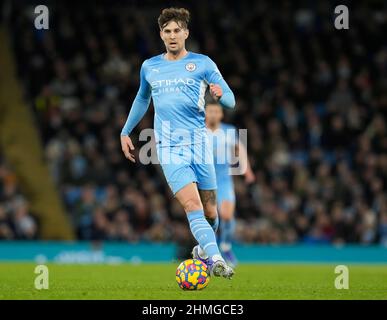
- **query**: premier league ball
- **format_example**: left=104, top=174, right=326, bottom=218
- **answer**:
left=176, top=258, right=210, bottom=290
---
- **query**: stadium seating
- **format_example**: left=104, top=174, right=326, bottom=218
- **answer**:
left=2, top=1, right=387, bottom=245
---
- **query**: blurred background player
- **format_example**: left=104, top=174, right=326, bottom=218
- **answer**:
left=120, top=8, right=236, bottom=278
left=206, top=102, right=255, bottom=267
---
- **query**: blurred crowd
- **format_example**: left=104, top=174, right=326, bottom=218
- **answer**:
left=4, top=0, right=387, bottom=245
left=0, top=155, right=38, bottom=240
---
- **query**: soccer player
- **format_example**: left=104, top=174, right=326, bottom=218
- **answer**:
left=120, top=8, right=235, bottom=278
left=205, top=101, right=255, bottom=267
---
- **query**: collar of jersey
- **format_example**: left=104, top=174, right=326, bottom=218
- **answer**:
left=161, top=51, right=191, bottom=62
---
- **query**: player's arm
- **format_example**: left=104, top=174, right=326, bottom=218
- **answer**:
left=235, top=141, right=255, bottom=184
left=120, top=62, right=152, bottom=162
left=205, top=57, right=235, bottom=109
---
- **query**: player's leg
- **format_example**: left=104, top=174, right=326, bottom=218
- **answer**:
left=216, top=176, right=237, bottom=267
left=192, top=139, right=219, bottom=234
left=175, top=182, right=233, bottom=278
left=219, top=200, right=237, bottom=267
left=156, top=145, right=220, bottom=263
left=187, top=141, right=234, bottom=278
left=198, top=189, right=219, bottom=233
left=191, top=189, right=219, bottom=263
left=175, top=183, right=219, bottom=258
left=157, top=151, right=223, bottom=266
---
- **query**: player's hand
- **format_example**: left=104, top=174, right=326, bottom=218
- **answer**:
left=244, top=168, right=255, bottom=184
left=209, top=83, right=223, bottom=101
left=120, top=135, right=136, bottom=163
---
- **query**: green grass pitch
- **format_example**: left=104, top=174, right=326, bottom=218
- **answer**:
left=0, top=263, right=386, bottom=299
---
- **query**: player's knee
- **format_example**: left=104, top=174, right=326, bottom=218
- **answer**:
left=203, top=205, right=218, bottom=219
left=182, top=197, right=203, bottom=213
left=219, top=204, right=234, bottom=220
left=221, top=212, right=233, bottom=221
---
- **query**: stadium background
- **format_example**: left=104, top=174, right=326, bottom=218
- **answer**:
left=0, top=0, right=386, bottom=266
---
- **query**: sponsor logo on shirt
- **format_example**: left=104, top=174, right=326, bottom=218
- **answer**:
left=151, top=78, right=196, bottom=94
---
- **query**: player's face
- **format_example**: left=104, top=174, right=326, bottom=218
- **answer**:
left=160, top=21, right=189, bottom=54
left=206, top=103, right=223, bottom=126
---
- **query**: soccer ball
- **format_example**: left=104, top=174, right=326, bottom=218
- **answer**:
left=176, top=258, right=210, bottom=290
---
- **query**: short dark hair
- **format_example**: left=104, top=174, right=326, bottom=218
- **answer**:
left=158, top=7, right=190, bottom=30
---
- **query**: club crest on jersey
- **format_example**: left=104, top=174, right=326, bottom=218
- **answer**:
left=185, top=62, right=196, bottom=72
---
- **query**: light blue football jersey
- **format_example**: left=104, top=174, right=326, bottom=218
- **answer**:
left=121, top=51, right=235, bottom=147
left=207, top=122, right=238, bottom=178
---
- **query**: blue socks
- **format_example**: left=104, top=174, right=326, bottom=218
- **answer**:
left=219, top=218, right=236, bottom=251
left=206, top=215, right=219, bottom=233
left=187, top=210, right=221, bottom=258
